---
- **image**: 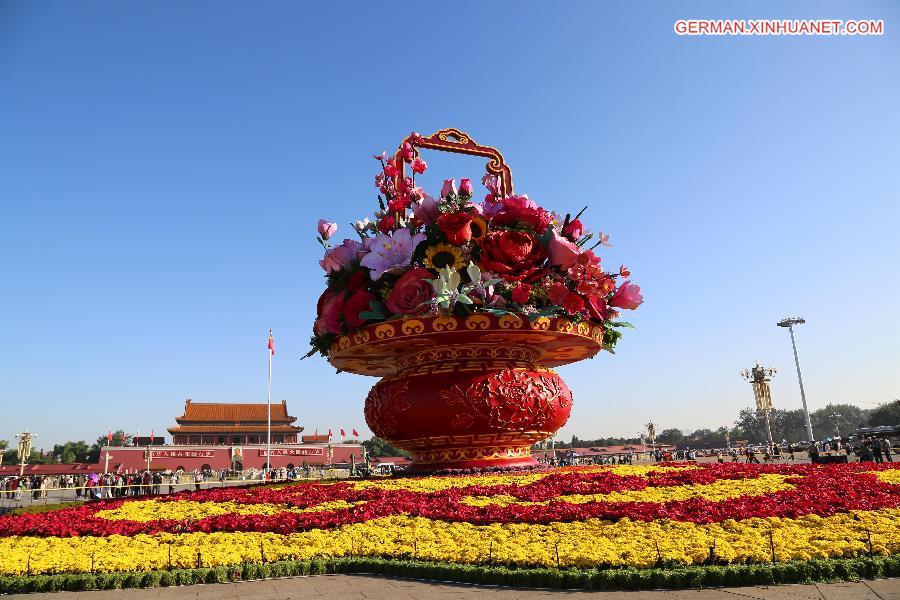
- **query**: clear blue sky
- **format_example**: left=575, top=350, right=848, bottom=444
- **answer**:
left=1, top=1, right=898, bottom=449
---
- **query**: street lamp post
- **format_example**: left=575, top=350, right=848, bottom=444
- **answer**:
left=778, top=317, right=814, bottom=441
left=741, top=363, right=777, bottom=451
left=15, top=430, right=35, bottom=477
left=646, top=421, right=657, bottom=454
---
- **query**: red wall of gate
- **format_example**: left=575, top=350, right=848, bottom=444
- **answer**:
left=98, top=444, right=364, bottom=472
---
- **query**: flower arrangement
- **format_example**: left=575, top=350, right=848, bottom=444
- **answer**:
left=2, top=463, right=898, bottom=577
left=308, top=133, right=643, bottom=357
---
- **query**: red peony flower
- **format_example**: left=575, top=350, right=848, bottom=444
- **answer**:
left=436, top=212, right=474, bottom=245
left=385, top=268, right=435, bottom=315
left=510, top=283, right=532, bottom=305
left=343, top=290, right=376, bottom=331
left=489, top=195, right=553, bottom=234
left=478, top=230, right=547, bottom=281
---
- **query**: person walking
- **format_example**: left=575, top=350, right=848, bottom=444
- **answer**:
left=873, top=438, right=884, bottom=464
left=880, top=438, right=892, bottom=463
left=745, top=447, right=760, bottom=464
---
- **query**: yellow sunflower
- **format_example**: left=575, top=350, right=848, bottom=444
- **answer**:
left=424, top=243, right=465, bottom=271
left=469, top=215, right=488, bottom=242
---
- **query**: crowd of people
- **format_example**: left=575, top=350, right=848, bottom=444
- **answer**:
left=0, top=464, right=355, bottom=504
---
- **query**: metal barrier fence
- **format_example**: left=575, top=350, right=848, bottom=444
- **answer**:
left=0, top=469, right=352, bottom=514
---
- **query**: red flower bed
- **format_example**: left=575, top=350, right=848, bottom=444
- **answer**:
left=2, top=463, right=898, bottom=538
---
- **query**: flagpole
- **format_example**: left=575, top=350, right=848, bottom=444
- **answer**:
left=266, top=330, right=273, bottom=474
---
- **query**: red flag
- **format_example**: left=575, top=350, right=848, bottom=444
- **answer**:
left=268, top=330, right=275, bottom=356
left=327, top=428, right=332, bottom=438
left=120, top=432, right=126, bottom=444
left=340, top=428, right=345, bottom=437
left=352, top=428, right=359, bottom=437
left=150, top=430, right=154, bottom=444
left=107, top=429, right=112, bottom=445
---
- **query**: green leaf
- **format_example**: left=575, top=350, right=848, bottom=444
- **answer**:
left=456, top=294, right=473, bottom=305
left=359, top=300, right=386, bottom=321
left=609, top=321, right=635, bottom=329
left=466, top=262, right=481, bottom=283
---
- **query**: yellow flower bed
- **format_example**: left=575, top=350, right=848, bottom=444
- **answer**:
left=3, top=509, right=898, bottom=576
left=870, top=469, right=900, bottom=485
left=460, top=473, right=796, bottom=507
left=95, top=499, right=360, bottom=522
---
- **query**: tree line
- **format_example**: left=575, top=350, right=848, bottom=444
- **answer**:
left=553, top=400, right=899, bottom=449
left=2, top=401, right=897, bottom=463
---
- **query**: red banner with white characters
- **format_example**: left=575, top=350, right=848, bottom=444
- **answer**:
left=257, top=448, right=324, bottom=457
left=150, top=450, right=216, bottom=458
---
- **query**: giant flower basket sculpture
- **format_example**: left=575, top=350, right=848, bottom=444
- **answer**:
left=310, top=129, right=643, bottom=472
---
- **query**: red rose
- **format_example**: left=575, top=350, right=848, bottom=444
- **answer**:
left=436, top=212, right=474, bottom=245
left=316, top=290, right=346, bottom=335
left=343, top=290, right=376, bottom=331
left=562, top=218, right=583, bottom=241
left=345, top=270, right=368, bottom=294
left=489, top=196, right=552, bottom=234
left=478, top=230, right=547, bottom=282
left=510, top=283, right=532, bottom=305
left=385, top=268, right=435, bottom=315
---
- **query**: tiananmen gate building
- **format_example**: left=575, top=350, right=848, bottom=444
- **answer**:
left=168, top=399, right=303, bottom=445
left=91, top=399, right=362, bottom=473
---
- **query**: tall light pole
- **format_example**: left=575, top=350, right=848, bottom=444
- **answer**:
left=646, top=421, right=657, bottom=451
left=741, top=363, right=777, bottom=451
left=778, top=317, right=814, bottom=442
left=16, top=430, right=35, bottom=477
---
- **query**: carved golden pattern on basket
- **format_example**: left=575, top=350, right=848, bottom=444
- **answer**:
left=409, top=444, right=532, bottom=465
left=395, top=344, right=539, bottom=371
left=328, top=315, right=603, bottom=373
left=390, top=431, right=550, bottom=450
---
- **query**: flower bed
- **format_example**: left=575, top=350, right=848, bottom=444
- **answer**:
left=1, top=462, right=898, bottom=589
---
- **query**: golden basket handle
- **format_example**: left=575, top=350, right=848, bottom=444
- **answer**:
left=394, top=128, right=514, bottom=197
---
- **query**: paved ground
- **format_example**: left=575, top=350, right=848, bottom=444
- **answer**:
left=7, top=574, right=900, bottom=599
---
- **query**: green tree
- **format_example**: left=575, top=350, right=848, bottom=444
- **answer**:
left=95, top=430, right=132, bottom=449
left=656, top=428, right=685, bottom=445
left=867, top=400, right=900, bottom=427
left=361, top=436, right=409, bottom=458
left=810, top=403, right=871, bottom=439
left=51, top=441, right=94, bottom=464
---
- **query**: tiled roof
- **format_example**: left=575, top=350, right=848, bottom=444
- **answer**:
left=174, top=399, right=297, bottom=423
left=167, top=425, right=302, bottom=434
